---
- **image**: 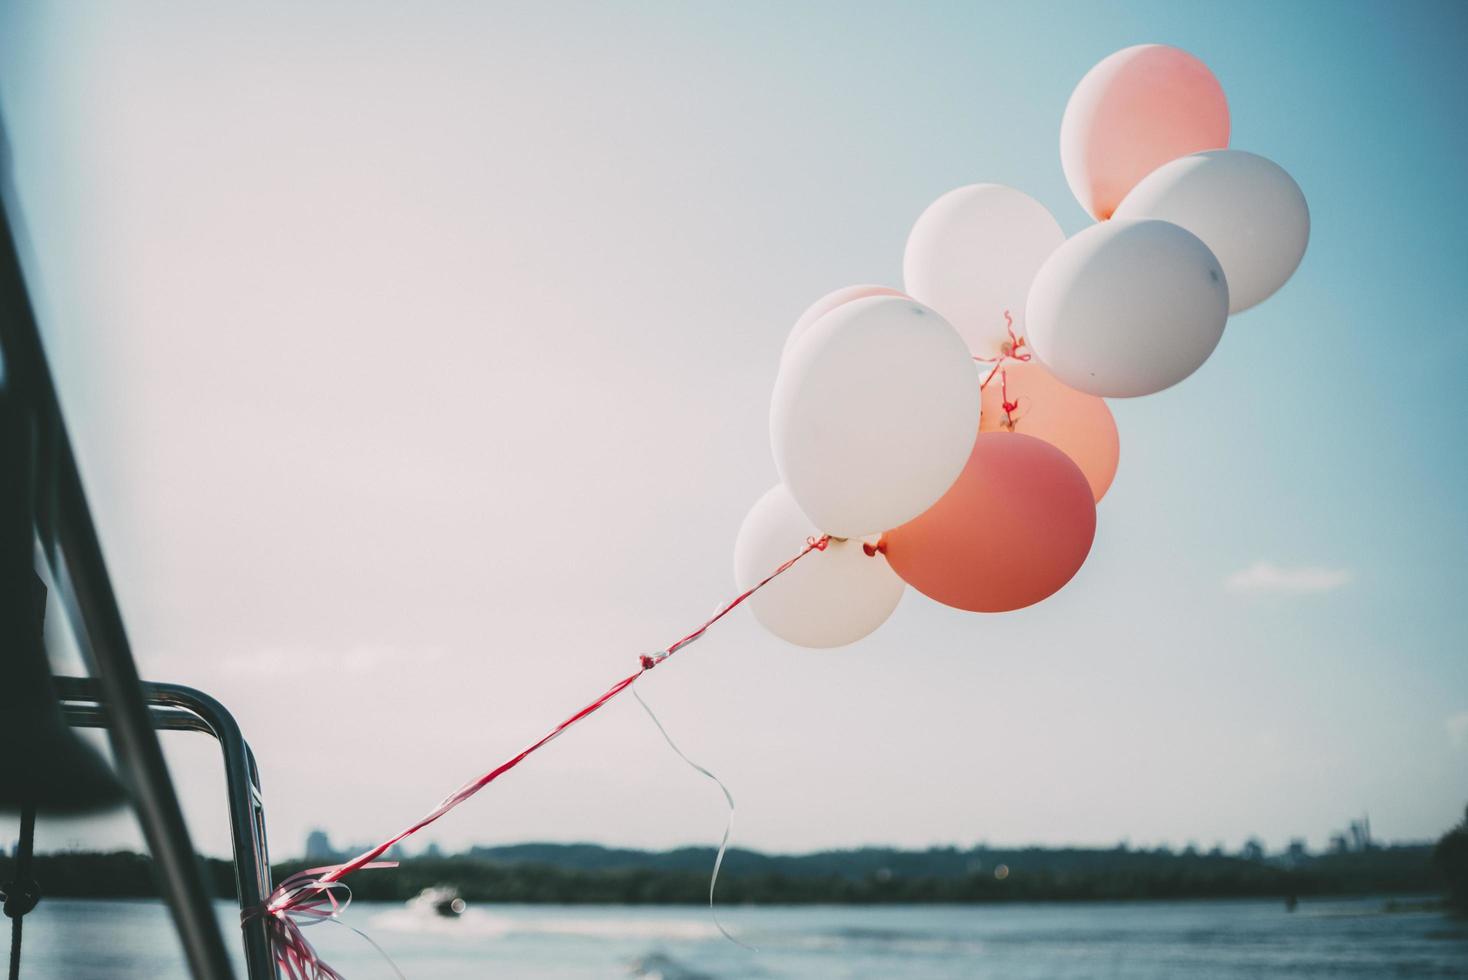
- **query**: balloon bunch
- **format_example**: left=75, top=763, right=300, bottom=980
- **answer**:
left=742, top=43, right=1309, bottom=643
left=252, top=46, right=1311, bottom=979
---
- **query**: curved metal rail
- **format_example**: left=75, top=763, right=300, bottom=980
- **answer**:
left=56, top=677, right=276, bottom=979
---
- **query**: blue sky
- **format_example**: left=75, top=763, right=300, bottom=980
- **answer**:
left=0, top=0, right=1464, bottom=859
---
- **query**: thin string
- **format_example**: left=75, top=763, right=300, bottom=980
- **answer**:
left=251, top=533, right=831, bottom=978
left=999, top=368, right=1020, bottom=431
left=323, top=918, right=407, bottom=980
left=974, top=310, right=1031, bottom=391
left=632, top=686, right=755, bottom=952
left=647, top=534, right=831, bottom=667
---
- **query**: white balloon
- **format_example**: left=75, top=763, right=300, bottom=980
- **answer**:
left=1114, top=150, right=1309, bottom=313
left=903, top=184, right=1065, bottom=359
left=781, top=285, right=906, bottom=365
left=734, top=484, right=903, bottom=648
left=1026, top=219, right=1229, bottom=398
left=771, top=295, right=980, bottom=538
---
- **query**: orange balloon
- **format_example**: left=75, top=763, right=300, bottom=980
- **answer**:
left=1060, top=44, right=1230, bottom=220
left=980, top=360, right=1119, bottom=502
left=882, top=432, right=1096, bottom=613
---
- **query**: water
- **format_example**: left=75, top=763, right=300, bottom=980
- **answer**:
left=12, top=897, right=1468, bottom=978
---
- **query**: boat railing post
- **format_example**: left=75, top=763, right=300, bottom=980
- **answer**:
left=3, top=123, right=238, bottom=979
left=57, top=677, right=278, bottom=979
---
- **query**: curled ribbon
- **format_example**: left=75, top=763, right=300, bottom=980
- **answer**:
left=247, top=534, right=830, bottom=977
left=971, top=310, right=1030, bottom=430
left=632, top=686, right=755, bottom=951
left=244, top=864, right=402, bottom=980
left=973, top=310, right=1032, bottom=392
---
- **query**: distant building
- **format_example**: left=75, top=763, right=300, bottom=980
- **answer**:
left=422, top=841, right=444, bottom=860
left=305, top=829, right=336, bottom=861
left=1328, top=815, right=1374, bottom=854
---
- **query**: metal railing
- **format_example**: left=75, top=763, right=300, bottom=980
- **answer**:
left=56, top=678, right=277, bottom=979
left=2, top=125, right=248, bottom=977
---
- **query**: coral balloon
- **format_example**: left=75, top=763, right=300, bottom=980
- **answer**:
left=883, top=433, right=1096, bottom=613
left=980, top=360, right=1118, bottom=502
left=1114, top=150, right=1309, bottom=313
left=734, top=484, right=903, bottom=648
left=782, top=285, right=907, bottom=364
left=1061, top=44, right=1229, bottom=220
left=903, top=184, right=1064, bottom=359
left=1026, top=219, right=1229, bottom=398
left=771, top=295, right=980, bottom=538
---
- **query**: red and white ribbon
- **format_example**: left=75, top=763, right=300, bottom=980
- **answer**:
left=247, top=534, right=831, bottom=978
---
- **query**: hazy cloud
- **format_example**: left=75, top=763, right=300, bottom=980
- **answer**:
left=223, top=644, right=444, bottom=677
left=1225, top=562, right=1352, bottom=595
left=1448, top=712, right=1468, bottom=750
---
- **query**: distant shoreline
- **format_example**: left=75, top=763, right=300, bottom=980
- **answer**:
left=3, top=841, right=1445, bottom=906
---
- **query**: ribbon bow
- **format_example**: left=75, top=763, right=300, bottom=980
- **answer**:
left=246, top=863, right=400, bottom=980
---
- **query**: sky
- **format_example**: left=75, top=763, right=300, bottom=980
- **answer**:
left=0, top=0, right=1465, bottom=862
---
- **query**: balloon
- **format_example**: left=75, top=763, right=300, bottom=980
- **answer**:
left=1113, top=150, right=1309, bottom=313
left=1060, top=44, right=1230, bottom=220
left=782, top=285, right=907, bottom=364
left=980, top=359, right=1118, bottom=502
left=1026, top=219, right=1229, bottom=398
left=734, top=484, right=903, bottom=648
left=771, top=295, right=980, bottom=538
left=882, top=433, right=1096, bottom=613
left=903, top=184, right=1065, bottom=359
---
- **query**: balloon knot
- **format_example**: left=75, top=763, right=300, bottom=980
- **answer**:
left=998, top=311, right=1032, bottom=361
left=808, top=535, right=831, bottom=552
left=978, top=314, right=1030, bottom=388
left=862, top=540, right=887, bottom=558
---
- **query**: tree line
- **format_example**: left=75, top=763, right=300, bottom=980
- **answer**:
left=1, top=838, right=1451, bottom=906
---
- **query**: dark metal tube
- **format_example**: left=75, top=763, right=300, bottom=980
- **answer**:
left=1, top=173, right=237, bottom=978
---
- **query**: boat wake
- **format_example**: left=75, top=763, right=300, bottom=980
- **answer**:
left=367, top=907, right=724, bottom=942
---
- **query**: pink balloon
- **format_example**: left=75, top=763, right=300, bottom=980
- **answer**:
left=882, top=433, right=1096, bottom=613
left=1061, top=44, right=1229, bottom=220
left=781, top=284, right=907, bottom=362
left=980, top=360, right=1119, bottom=502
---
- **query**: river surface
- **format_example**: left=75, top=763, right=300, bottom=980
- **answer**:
left=13, top=896, right=1468, bottom=978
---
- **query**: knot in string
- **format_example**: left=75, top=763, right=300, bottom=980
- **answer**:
left=998, top=311, right=1031, bottom=362
left=639, top=651, right=669, bottom=671
left=976, top=311, right=1030, bottom=392
left=260, top=871, right=353, bottom=922
left=248, top=865, right=402, bottom=980
left=998, top=367, right=1023, bottom=431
